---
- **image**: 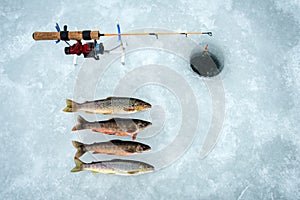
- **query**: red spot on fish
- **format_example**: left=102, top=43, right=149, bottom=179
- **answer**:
left=132, top=133, right=137, bottom=140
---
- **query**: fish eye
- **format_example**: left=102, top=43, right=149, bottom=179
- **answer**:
left=131, top=102, right=138, bottom=107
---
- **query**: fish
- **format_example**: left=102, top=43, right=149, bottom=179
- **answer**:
left=72, top=140, right=151, bottom=158
left=62, top=97, right=151, bottom=114
left=71, top=158, right=155, bottom=175
left=71, top=115, right=152, bottom=140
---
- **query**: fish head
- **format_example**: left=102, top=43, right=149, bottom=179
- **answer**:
left=135, top=120, right=152, bottom=130
left=138, top=163, right=155, bottom=173
left=133, top=99, right=152, bottom=112
left=136, top=143, right=151, bottom=152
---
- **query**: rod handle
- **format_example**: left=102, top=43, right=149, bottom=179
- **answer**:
left=32, top=31, right=100, bottom=41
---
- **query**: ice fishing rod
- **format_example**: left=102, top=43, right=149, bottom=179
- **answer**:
left=100, top=31, right=212, bottom=38
left=32, top=25, right=212, bottom=41
left=32, top=24, right=213, bottom=65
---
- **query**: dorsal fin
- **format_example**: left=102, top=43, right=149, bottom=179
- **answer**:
left=109, top=139, right=123, bottom=144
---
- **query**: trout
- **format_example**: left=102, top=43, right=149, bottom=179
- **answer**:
left=71, top=158, right=154, bottom=175
left=72, top=115, right=152, bottom=140
left=72, top=140, right=151, bottom=158
left=63, top=97, right=151, bottom=114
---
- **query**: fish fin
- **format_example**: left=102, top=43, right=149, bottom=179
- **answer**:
left=71, top=157, right=84, bottom=172
left=98, top=130, right=115, bottom=134
left=127, top=171, right=139, bottom=174
left=123, top=108, right=135, bottom=112
left=106, top=96, right=113, bottom=99
left=72, top=115, right=89, bottom=131
left=109, top=139, right=122, bottom=144
left=92, top=129, right=111, bottom=134
left=92, top=129, right=99, bottom=133
left=77, top=115, right=89, bottom=124
left=124, top=149, right=135, bottom=153
left=115, top=132, right=130, bottom=136
left=132, top=133, right=137, bottom=140
left=102, top=111, right=112, bottom=115
left=85, top=111, right=94, bottom=114
left=72, top=141, right=87, bottom=158
left=63, top=99, right=78, bottom=112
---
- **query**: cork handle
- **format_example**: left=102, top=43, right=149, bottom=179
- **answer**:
left=33, top=32, right=60, bottom=40
left=32, top=31, right=100, bottom=41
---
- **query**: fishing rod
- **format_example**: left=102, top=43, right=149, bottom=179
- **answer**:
left=32, top=25, right=212, bottom=41
left=100, top=31, right=212, bottom=38
left=32, top=24, right=212, bottom=65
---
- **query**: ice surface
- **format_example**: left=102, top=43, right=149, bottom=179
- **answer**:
left=1, top=0, right=300, bottom=199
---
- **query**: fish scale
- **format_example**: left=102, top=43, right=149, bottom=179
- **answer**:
left=63, top=97, right=152, bottom=114
left=72, top=140, right=151, bottom=157
left=72, top=158, right=154, bottom=175
left=72, top=115, right=152, bottom=140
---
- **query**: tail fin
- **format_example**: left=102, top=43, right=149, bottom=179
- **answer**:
left=71, top=157, right=84, bottom=172
left=72, top=140, right=87, bottom=158
left=72, top=115, right=89, bottom=131
left=63, top=99, right=79, bottom=112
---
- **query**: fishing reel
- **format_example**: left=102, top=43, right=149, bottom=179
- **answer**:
left=64, top=40, right=104, bottom=60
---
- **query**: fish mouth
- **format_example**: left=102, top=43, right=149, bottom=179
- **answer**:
left=143, top=103, right=152, bottom=110
left=138, top=121, right=152, bottom=129
left=145, top=165, right=155, bottom=172
left=136, top=102, right=152, bottom=111
left=142, top=145, right=151, bottom=152
left=137, top=105, right=150, bottom=111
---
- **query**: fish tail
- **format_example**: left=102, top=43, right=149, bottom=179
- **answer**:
left=63, top=99, right=79, bottom=112
left=72, top=115, right=89, bottom=131
left=71, top=157, right=84, bottom=172
left=72, top=140, right=87, bottom=158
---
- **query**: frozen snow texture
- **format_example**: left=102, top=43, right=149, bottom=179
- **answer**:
left=0, top=0, right=300, bottom=199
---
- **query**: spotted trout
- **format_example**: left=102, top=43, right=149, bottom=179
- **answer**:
left=72, top=140, right=151, bottom=158
left=72, top=115, right=152, bottom=140
left=63, top=97, right=151, bottom=114
left=71, top=158, right=154, bottom=175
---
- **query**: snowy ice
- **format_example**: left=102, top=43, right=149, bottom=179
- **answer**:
left=0, top=0, right=300, bottom=199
